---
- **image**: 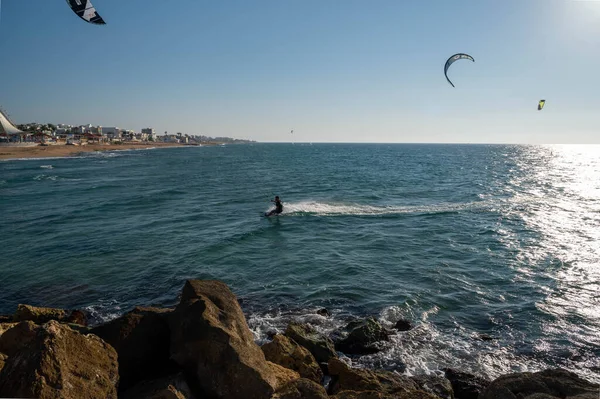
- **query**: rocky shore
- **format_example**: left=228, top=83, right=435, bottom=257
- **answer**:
left=0, top=280, right=597, bottom=399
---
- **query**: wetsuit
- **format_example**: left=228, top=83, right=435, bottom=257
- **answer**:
left=266, top=200, right=283, bottom=216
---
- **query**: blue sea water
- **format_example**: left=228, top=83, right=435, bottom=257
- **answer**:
left=1, top=144, right=599, bottom=382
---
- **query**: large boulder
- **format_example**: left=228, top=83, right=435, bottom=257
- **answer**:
left=91, top=306, right=176, bottom=390
left=168, top=279, right=284, bottom=399
left=273, top=378, right=329, bottom=399
left=262, top=334, right=323, bottom=383
left=0, top=321, right=38, bottom=356
left=479, top=368, right=599, bottom=399
left=0, top=320, right=119, bottom=399
left=335, top=318, right=390, bottom=355
left=284, top=322, right=337, bottom=367
left=327, top=358, right=419, bottom=396
left=13, top=304, right=87, bottom=326
left=443, top=368, right=489, bottom=399
left=119, top=373, right=195, bottom=399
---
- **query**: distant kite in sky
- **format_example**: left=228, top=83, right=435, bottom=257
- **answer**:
left=444, top=53, right=475, bottom=87
left=65, top=0, right=106, bottom=25
left=538, top=100, right=545, bottom=111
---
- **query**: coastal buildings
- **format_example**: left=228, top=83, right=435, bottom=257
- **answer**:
left=1, top=110, right=254, bottom=145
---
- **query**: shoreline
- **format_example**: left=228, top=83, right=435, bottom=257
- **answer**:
left=0, top=280, right=597, bottom=398
left=0, top=142, right=189, bottom=161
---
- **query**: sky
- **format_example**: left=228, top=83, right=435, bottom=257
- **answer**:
left=0, top=0, right=599, bottom=143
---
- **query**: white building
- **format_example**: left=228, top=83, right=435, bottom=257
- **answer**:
left=142, top=128, right=156, bottom=140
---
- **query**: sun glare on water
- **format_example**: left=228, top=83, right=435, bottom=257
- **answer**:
left=520, top=145, right=600, bottom=351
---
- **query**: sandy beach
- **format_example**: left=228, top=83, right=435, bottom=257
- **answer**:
left=0, top=142, right=187, bottom=160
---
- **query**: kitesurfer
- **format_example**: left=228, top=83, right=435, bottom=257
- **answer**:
left=266, top=196, right=283, bottom=217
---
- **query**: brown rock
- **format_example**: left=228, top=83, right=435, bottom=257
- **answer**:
left=0, top=320, right=119, bottom=399
left=273, top=378, right=329, bottom=399
left=327, top=358, right=418, bottom=396
left=284, top=322, right=337, bottom=366
left=91, top=306, right=176, bottom=390
left=0, top=353, right=6, bottom=373
left=411, top=374, right=454, bottom=399
left=268, top=361, right=301, bottom=389
left=13, top=305, right=87, bottom=326
left=0, top=321, right=17, bottom=335
left=169, top=279, right=280, bottom=399
left=66, top=309, right=88, bottom=326
left=0, top=321, right=38, bottom=356
left=262, top=334, right=323, bottom=383
left=479, top=368, right=599, bottom=399
left=119, top=373, right=195, bottom=399
left=331, top=392, right=394, bottom=399
left=332, top=390, right=439, bottom=399
left=14, top=304, right=68, bottom=323
left=0, top=322, right=17, bottom=336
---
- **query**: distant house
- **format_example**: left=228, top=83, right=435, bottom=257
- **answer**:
left=102, top=127, right=121, bottom=139
left=141, top=128, right=156, bottom=141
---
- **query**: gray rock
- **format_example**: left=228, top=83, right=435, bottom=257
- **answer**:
left=335, top=317, right=390, bottom=355
left=393, top=319, right=412, bottom=332
left=443, top=368, right=490, bottom=399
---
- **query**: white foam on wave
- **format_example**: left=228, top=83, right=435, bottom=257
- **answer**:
left=247, top=308, right=346, bottom=345
left=33, top=174, right=58, bottom=181
left=83, top=301, right=123, bottom=327
left=276, top=200, right=488, bottom=217
left=247, top=304, right=600, bottom=382
left=40, top=165, right=53, bottom=169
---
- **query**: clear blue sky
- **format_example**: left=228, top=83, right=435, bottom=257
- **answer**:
left=0, top=0, right=599, bottom=143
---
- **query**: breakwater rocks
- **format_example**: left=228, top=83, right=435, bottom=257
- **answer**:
left=0, top=280, right=598, bottom=399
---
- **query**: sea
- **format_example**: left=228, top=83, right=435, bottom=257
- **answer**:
left=1, top=144, right=599, bottom=383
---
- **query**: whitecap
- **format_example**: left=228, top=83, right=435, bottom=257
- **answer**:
left=272, top=200, right=491, bottom=217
